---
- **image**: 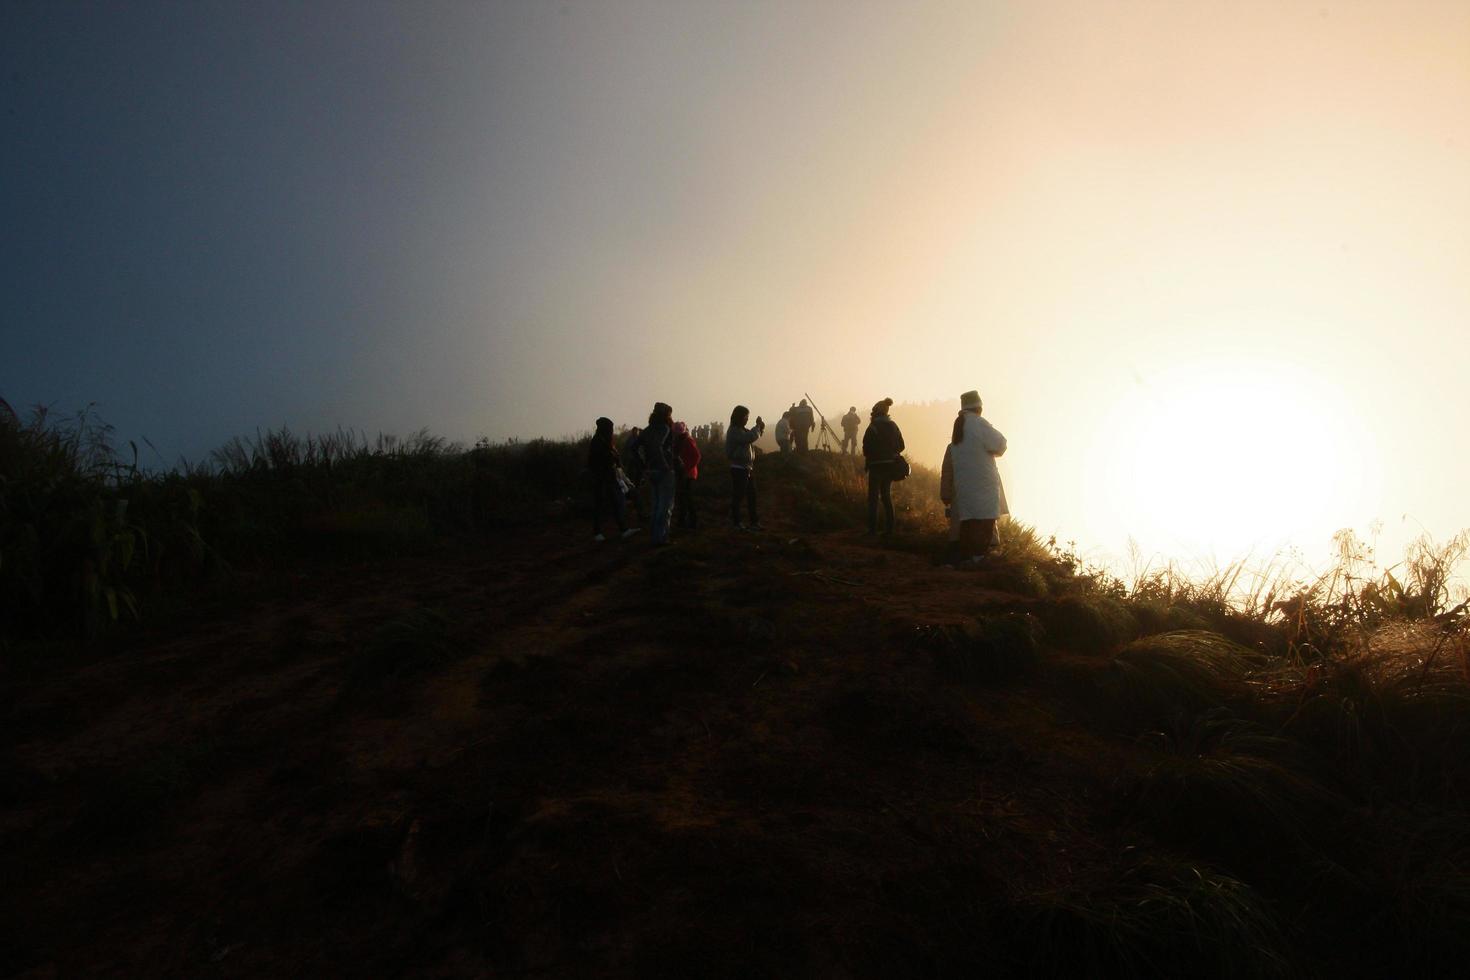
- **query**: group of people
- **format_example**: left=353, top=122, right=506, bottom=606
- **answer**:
left=588, top=390, right=1009, bottom=563
left=770, top=399, right=865, bottom=456
left=773, top=400, right=815, bottom=453
left=588, top=404, right=703, bottom=545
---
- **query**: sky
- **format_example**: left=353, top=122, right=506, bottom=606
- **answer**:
left=4, top=0, right=1468, bottom=572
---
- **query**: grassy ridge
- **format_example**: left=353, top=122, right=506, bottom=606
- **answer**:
left=4, top=401, right=1465, bottom=647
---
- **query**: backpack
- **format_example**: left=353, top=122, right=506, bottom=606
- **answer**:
left=892, top=455, right=911, bottom=481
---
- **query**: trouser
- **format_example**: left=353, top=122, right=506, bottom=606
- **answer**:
left=841, top=431, right=857, bottom=454
left=867, top=463, right=895, bottom=533
left=959, top=518, right=997, bottom=558
left=649, top=469, right=675, bottom=544
left=795, top=428, right=810, bottom=451
left=729, top=467, right=758, bottom=525
left=676, top=475, right=698, bottom=528
left=592, top=474, right=627, bottom=535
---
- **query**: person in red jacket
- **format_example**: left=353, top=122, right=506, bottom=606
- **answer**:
left=672, top=421, right=703, bottom=530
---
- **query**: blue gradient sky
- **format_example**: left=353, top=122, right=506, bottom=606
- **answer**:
left=5, top=1, right=1469, bottom=567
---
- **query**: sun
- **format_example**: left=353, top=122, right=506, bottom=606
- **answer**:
left=1082, top=356, right=1381, bottom=564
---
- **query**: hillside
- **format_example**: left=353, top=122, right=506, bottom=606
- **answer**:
left=5, top=450, right=1470, bottom=977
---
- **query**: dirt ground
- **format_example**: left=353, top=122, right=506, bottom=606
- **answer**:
left=3, top=496, right=1237, bottom=977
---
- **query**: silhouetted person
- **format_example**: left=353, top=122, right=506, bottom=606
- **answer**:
left=861, top=397, right=904, bottom=535
left=673, top=421, right=702, bottom=530
left=840, top=406, right=860, bottom=455
left=793, top=399, right=815, bottom=452
left=948, top=389, right=1008, bottom=561
left=588, top=417, right=639, bottom=541
left=939, top=443, right=960, bottom=563
left=725, top=405, right=765, bottom=529
left=774, top=411, right=792, bottom=453
left=637, top=403, right=677, bottom=546
left=621, top=426, right=645, bottom=522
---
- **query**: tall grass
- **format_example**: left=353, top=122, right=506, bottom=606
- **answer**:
left=0, top=402, right=589, bottom=639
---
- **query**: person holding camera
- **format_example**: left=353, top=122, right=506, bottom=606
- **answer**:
left=724, top=405, right=766, bottom=530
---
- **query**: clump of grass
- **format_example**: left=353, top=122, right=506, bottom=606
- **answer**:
left=1270, top=650, right=1470, bottom=794
left=1131, top=599, right=1211, bottom=636
left=1097, top=631, right=1265, bottom=729
left=968, top=557, right=1052, bottom=598
left=923, top=612, right=1043, bottom=684
left=1038, top=595, right=1140, bottom=653
left=1127, top=749, right=1343, bottom=859
left=1021, top=857, right=1292, bottom=978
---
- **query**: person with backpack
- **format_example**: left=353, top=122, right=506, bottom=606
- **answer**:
left=861, top=397, right=905, bottom=535
left=840, top=406, right=861, bottom=455
left=724, top=405, right=765, bottom=529
left=637, top=403, right=678, bottom=545
left=588, top=417, right=640, bottom=542
left=948, top=389, right=1008, bottom=561
left=672, top=421, right=702, bottom=530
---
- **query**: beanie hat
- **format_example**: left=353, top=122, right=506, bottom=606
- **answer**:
left=673, top=421, right=688, bottom=436
left=960, top=390, right=982, bottom=412
left=871, top=397, right=893, bottom=416
left=595, top=416, right=613, bottom=431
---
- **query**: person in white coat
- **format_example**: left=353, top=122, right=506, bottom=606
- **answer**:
left=948, top=389, right=1008, bottom=560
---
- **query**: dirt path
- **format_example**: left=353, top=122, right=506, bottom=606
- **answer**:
left=4, top=519, right=1138, bottom=977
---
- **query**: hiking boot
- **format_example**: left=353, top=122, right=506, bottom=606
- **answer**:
left=593, top=533, right=606, bottom=542
left=621, top=527, right=639, bottom=539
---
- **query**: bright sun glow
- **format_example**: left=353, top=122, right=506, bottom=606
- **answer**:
left=1082, top=356, right=1382, bottom=565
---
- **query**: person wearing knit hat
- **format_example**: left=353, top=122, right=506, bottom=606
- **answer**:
left=588, top=417, right=639, bottom=542
left=948, top=389, right=1008, bottom=561
left=861, top=398, right=905, bottom=535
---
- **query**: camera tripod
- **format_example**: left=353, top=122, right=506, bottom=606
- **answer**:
left=803, top=392, right=845, bottom=453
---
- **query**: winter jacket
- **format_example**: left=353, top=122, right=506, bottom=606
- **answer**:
left=949, top=412, right=1008, bottom=520
left=861, top=415, right=905, bottom=468
left=774, top=417, right=790, bottom=444
left=638, top=423, right=676, bottom=473
left=588, top=433, right=620, bottom=476
left=675, top=435, right=702, bottom=480
left=725, top=423, right=762, bottom=469
left=841, top=410, right=861, bottom=434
